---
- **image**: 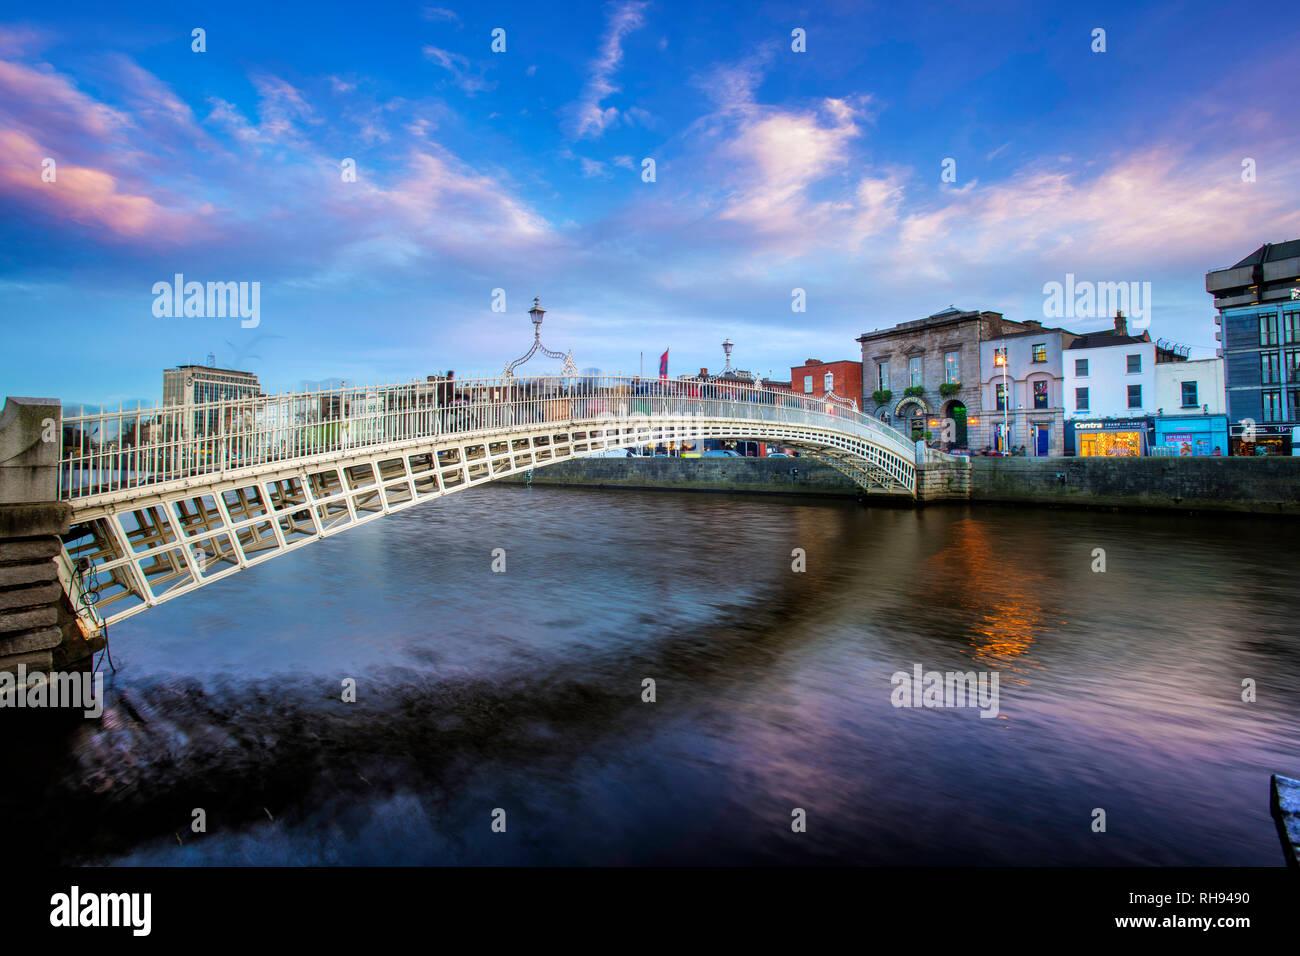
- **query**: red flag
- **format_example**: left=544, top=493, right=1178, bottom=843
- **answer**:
left=659, top=349, right=669, bottom=380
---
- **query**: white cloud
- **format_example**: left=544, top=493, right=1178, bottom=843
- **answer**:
left=564, top=0, right=649, bottom=139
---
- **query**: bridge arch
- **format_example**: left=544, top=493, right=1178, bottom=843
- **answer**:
left=51, top=377, right=930, bottom=628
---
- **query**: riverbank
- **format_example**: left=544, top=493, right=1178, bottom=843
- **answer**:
left=500, top=455, right=1300, bottom=515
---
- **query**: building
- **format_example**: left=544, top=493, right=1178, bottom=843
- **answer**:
left=1205, top=239, right=1300, bottom=455
left=162, top=363, right=261, bottom=407
left=1152, top=357, right=1227, bottom=456
left=978, top=320, right=1078, bottom=456
left=162, top=362, right=262, bottom=445
left=857, top=306, right=1031, bottom=448
left=1063, top=312, right=1160, bottom=456
left=790, top=358, right=863, bottom=407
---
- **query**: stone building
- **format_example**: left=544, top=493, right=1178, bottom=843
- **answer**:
left=857, top=306, right=1030, bottom=449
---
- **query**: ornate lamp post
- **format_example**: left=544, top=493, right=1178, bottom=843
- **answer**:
left=503, top=297, right=578, bottom=380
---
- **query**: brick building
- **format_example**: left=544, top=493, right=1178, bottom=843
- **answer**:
left=789, top=358, right=863, bottom=407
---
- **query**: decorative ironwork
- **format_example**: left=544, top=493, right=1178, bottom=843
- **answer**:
left=504, top=298, right=579, bottom=380
left=823, top=390, right=859, bottom=412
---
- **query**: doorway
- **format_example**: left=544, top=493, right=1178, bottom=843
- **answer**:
left=1034, top=423, right=1050, bottom=457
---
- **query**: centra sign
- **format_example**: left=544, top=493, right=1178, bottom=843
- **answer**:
left=1074, top=419, right=1149, bottom=431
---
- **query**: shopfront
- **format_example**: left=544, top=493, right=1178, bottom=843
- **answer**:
left=1066, top=418, right=1153, bottom=457
left=1228, top=422, right=1294, bottom=456
left=1153, top=415, right=1228, bottom=457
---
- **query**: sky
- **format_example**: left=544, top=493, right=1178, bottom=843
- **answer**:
left=1, top=0, right=1298, bottom=405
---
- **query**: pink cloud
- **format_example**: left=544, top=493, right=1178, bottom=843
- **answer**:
left=0, top=129, right=195, bottom=237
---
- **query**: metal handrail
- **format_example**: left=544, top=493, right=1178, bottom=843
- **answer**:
left=58, top=376, right=920, bottom=501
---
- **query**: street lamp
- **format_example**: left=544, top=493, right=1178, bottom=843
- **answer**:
left=995, top=342, right=1008, bottom=451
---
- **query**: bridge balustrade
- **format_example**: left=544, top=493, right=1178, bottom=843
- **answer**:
left=58, top=376, right=921, bottom=502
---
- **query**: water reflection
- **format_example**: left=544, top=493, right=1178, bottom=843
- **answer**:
left=7, top=487, right=1299, bottom=865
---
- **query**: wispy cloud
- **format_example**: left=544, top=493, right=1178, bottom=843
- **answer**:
left=422, top=44, right=494, bottom=95
left=564, top=0, right=649, bottom=139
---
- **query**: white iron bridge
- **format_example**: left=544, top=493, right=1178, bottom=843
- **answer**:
left=57, top=375, right=929, bottom=628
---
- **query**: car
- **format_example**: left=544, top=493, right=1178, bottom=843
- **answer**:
left=766, top=452, right=789, bottom=458
left=702, top=449, right=741, bottom=457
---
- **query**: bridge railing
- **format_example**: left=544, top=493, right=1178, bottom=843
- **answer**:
left=58, top=375, right=918, bottom=500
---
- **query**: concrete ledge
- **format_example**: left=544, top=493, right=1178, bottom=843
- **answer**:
left=0, top=607, right=58, bottom=633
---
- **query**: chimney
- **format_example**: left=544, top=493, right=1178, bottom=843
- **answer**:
left=805, top=358, right=822, bottom=366
left=1113, top=311, right=1127, bottom=336
left=699, top=367, right=709, bottom=377
left=1023, top=319, right=1042, bottom=329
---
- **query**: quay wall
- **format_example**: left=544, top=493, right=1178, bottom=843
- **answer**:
left=498, top=454, right=1300, bottom=515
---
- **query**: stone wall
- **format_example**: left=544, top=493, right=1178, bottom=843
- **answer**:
left=971, top=456, right=1300, bottom=514
left=0, top=397, right=96, bottom=676
left=499, top=455, right=875, bottom=498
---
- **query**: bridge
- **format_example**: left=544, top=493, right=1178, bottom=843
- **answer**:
left=0, top=372, right=965, bottom=662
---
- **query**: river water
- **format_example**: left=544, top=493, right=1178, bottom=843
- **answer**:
left=18, top=486, right=1300, bottom=865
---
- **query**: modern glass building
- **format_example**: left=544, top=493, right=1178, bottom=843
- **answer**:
left=1205, top=239, right=1300, bottom=455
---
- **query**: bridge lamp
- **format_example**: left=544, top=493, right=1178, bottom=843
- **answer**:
left=529, top=297, right=546, bottom=328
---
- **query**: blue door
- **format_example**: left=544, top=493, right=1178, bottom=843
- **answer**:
left=1035, top=425, right=1050, bottom=456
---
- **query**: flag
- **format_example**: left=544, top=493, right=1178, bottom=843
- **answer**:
left=659, top=349, right=668, bottom=380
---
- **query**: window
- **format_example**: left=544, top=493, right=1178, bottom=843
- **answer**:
left=1127, top=384, right=1142, bottom=408
left=1126, top=354, right=1141, bottom=373
left=1032, top=344, right=1047, bottom=363
left=1033, top=380, right=1048, bottom=409
left=995, top=383, right=1007, bottom=411
left=908, top=356, right=923, bottom=387
left=1287, top=350, right=1300, bottom=382
left=1285, top=311, right=1300, bottom=345
left=1075, top=358, right=1088, bottom=376
left=877, top=362, right=889, bottom=391
left=1291, top=390, right=1300, bottom=421
left=803, top=375, right=812, bottom=394
left=1075, top=387, right=1089, bottom=410
left=1261, top=312, right=1280, bottom=346
left=1261, top=351, right=1282, bottom=385
left=1263, top=389, right=1284, bottom=422
left=824, top=372, right=834, bottom=392
left=993, top=347, right=1007, bottom=367
left=944, top=350, right=960, bottom=384
left=1180, top=381, right=1198, bottom=408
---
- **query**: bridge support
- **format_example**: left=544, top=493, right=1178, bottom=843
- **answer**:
left=0, top=397, right=98, bottom=679
left=914, top=450, right=972, bottom=505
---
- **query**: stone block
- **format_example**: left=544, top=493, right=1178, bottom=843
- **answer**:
left=0, top=582, right=61, bottom=611
left=0, top=626, right=63, bottom=656
left=0, top=606, right=58, bottom=633
left=0, top=562, right=57, bottom=587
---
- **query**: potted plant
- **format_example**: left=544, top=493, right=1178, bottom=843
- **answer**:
left=871, top=389, right=892, bottom=406
left=904, top=385, right=925, bottom=398
left=939, top=382, right=961, bottom=397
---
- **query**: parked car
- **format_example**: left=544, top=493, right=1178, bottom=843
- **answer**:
left=702, top=449, right=741, bottom=457
left=766, top=452, right=789, bottom=458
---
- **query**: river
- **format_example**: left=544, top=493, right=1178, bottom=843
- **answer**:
left=17, top=485, right=1300, bottom=865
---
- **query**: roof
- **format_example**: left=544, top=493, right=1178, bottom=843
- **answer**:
left=1066, top=331, right=1151, bottom=350
left=1231, top=239, right=1300, bottom=268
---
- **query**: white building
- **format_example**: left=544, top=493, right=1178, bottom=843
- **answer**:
left=1154, top=357, right=1225, bottom=416
left=1152, top=356, right=1229, bottom=456
left=978, top=320, right=1075, bottom=455
left=1063, top=314, right=1157, bottom=456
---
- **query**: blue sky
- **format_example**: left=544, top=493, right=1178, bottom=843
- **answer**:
left=2, top=0, right=1298, bottom=404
